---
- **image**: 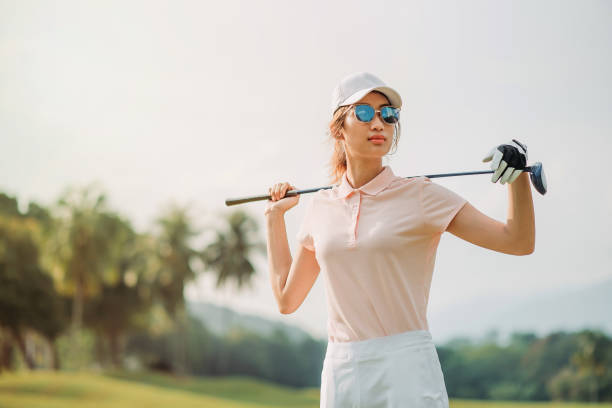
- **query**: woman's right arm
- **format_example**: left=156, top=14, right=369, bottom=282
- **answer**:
left=265, top=183, right=320, bottom=314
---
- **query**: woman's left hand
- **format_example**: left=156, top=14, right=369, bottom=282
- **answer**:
left=482, top=139, right=528, bottom=184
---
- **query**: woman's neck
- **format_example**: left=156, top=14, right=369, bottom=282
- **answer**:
left=345, top=159, right=385, bottom=189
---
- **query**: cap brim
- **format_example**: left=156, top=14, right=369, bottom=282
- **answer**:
left=340, top=86, right=402, bottom=109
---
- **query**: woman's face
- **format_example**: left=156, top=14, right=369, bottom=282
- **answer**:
left=340, top=91, right=395, bottom=161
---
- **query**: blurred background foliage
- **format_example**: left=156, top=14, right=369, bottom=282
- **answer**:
left=0, top=186, right=611, bottom=402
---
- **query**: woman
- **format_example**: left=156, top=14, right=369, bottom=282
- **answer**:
left=264, top=72, right=535, bottom=407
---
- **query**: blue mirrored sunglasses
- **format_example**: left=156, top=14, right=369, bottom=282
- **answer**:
left=353, top=104, right=400, bottom=125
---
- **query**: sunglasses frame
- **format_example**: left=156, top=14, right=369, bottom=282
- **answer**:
left=350, top=103, right=401, bottom=125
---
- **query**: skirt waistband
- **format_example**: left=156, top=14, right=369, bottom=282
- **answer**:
left=325, top=330, right=433, bottom=361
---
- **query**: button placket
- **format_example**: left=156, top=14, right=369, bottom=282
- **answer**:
left=348, top=190, right=361, bottom=243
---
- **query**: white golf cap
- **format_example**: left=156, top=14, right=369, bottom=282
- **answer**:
left=331, top=72, right=402, bottom=114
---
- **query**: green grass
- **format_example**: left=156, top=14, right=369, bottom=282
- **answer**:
left=449, top=401, right=612, bottom=408
left=0, top=370, right=319, bottom=408
left=0, top=370, right=610, bottom=408
left=105, top=370, right=319, bottom=406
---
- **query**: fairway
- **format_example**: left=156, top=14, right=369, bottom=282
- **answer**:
left=0, top=371, right=611, bottom=408
left=0, top=371, right=318, bottom=408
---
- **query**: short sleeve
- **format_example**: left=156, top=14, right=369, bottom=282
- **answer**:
left=296, top=196, right=316, bottom=251
left=421, top=177, right=468, bottom=234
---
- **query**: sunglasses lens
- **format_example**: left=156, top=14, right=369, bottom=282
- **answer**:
left=381, top=107, right=399, bottom=124
left=354, top=105, right=375, bottom=122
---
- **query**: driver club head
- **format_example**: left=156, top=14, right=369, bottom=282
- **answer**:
left=529, top=162, right=547, bottom=195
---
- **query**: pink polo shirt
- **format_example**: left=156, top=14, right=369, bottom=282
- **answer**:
left=296, top=165, right=468, bottom=343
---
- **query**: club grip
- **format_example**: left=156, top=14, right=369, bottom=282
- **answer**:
left=225, top=191, right=299, bottom=206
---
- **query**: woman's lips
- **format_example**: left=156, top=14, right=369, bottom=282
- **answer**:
left=369, top=136, right=386, bottom=144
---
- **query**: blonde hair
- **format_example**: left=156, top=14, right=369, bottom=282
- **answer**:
left=326, top=92, right=401, bottom=185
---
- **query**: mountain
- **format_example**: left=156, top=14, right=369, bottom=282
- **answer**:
left=429, top=277, right=612, bottom=345
left=187, top=277, right=612, bottom=347
left=187, top=301, right=318, bottom=344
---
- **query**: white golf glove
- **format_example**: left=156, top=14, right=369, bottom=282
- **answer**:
left=482, top=139, right=528, bottom=184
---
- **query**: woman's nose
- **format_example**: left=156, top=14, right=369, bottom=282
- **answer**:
left=370, top=113, right=385, bottom=130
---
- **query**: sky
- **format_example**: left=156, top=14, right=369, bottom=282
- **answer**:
left=1, top=0, right=610, bottom=342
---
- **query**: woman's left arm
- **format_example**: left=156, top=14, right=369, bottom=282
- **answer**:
left=446, top=171, right=535, bottom=256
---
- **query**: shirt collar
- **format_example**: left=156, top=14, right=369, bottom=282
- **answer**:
left=336, top=165, right=396, bottom=199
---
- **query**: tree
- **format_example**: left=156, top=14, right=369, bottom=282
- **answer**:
left=0, top=194, right=21, bottom=218
left=521, top=331, right=580, bottom=400
left=50, top=184, right=116, bottom=335
left=83, top=215, right=152, bottom=368
left=549, top=329, right=612, bottom=402
left=201, top=209, right=265, bottom=290
left=149, top=203, right=203, bottom=373
left=153, top=203, right=201, bottom=317
left=0, top=216, right=67, bottom=369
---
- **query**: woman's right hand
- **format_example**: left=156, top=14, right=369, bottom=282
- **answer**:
left=265, top=182, right=299, bottom=215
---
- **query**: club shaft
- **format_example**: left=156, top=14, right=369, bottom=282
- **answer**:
left=225, top=166, right=534, bottom=206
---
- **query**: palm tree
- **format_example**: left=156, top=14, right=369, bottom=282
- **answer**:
left=200, top=209, right=266, bottom=291
left=153, top=203, right=201, bottom=317
left=84, top=213, right=152, bottom=368
left=49, top=183, right=117, bottom=359
left=150, top=202, right=204, bottom=373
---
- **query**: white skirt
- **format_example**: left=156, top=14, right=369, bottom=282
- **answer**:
left=320, top=329, right=449, bottom=408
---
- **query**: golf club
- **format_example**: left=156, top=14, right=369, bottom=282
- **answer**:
left=225, top=162, right=547, bottom=206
